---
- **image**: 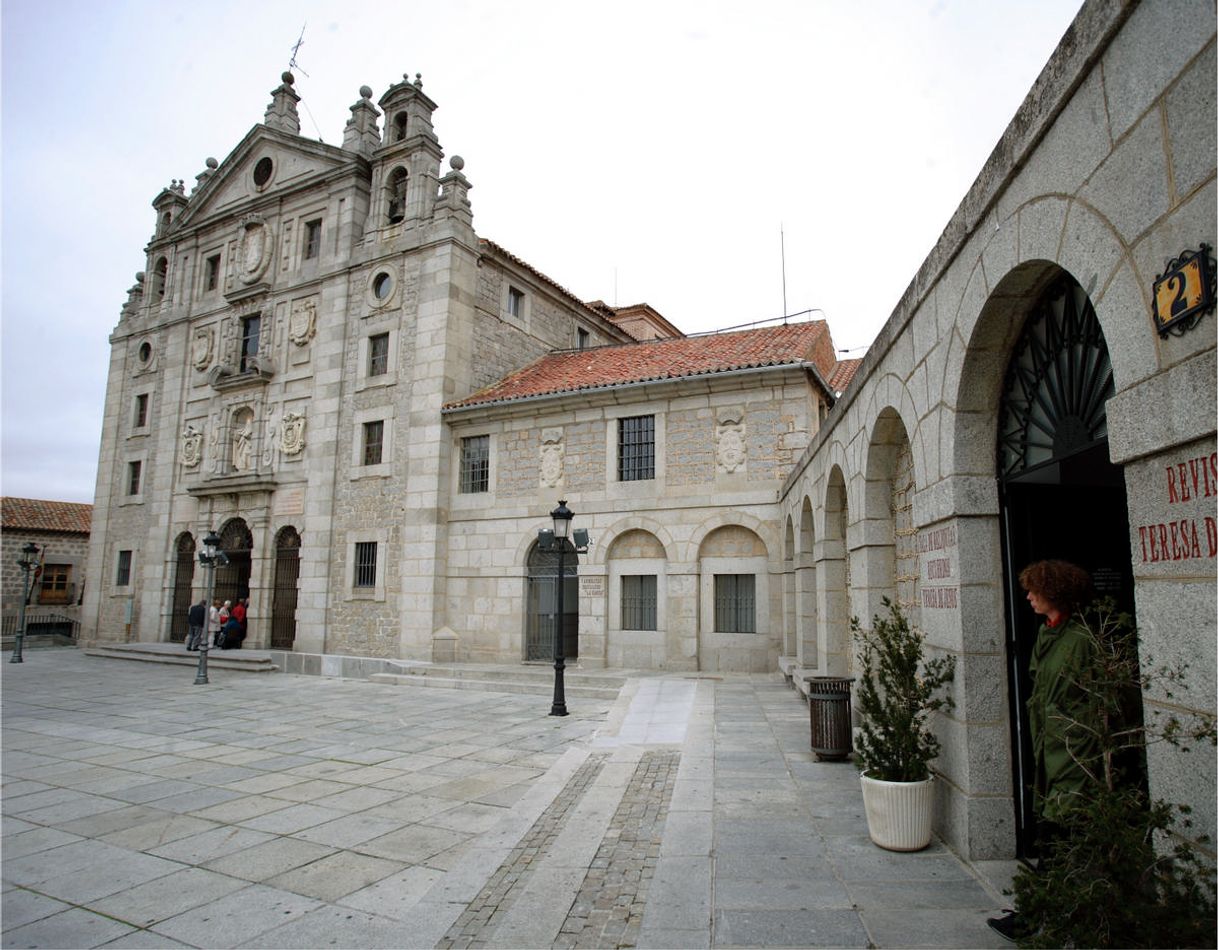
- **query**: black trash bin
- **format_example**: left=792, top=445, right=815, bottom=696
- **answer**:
left=807, top=675, right=854, bottom=761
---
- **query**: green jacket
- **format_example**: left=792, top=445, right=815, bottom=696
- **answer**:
left=1028, top=616, right=1099, bottom=822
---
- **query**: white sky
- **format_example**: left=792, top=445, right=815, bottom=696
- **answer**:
left=0, top=0, right=1082, bottom=504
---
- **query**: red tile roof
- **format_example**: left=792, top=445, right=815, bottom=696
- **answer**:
left=828, top=358, right=862, bottom=394
left=1, top=497, right=92, bottom=534
left=446, top=321, right=837, bottom=410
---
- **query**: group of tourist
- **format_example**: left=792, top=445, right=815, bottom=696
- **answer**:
left=185, top=597, right=249, bottom=651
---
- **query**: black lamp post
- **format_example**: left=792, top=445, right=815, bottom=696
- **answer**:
left=536, top=501, right=591, bottom=717
left=10, top=542, right=40, bottom=663
left=194, top=530, right=227, bottom=685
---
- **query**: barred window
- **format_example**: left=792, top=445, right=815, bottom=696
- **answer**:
left=714, top=574, right=756, bottom=633
left=460, top=435, right=490, bottom=493
left=116, top=550, right=133, bottom=587
left=204, top=254, right=221, bottom=291
left=127, top=460, right=142, bottom=495
left=362, top=420, right=384, bottom=466
left=303, top=218, right=322, bottom=260
left=133, top=393, right=149, bottom=429
left=620, top=575, right=657, bottom=631
left=353, top=542, right=377, bottom=588
left=368, top=333, right=390, bottom=377
left=618, top=415, right=654, bottom=481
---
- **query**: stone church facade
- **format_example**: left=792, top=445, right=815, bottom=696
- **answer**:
left=85, top=0, right=1214, bottom=861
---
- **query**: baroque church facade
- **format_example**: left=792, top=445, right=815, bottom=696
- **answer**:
left=85, top=0, right=1215, bottom=863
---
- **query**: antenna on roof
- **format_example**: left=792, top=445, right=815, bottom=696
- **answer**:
left=780, top=223, right=788, bottom=324
left=289, top=23, right=309, bottom=77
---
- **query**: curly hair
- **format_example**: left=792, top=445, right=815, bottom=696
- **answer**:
left=1018, top=560, right=1093, bottom=612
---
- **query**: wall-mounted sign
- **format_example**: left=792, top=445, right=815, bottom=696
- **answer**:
left=1152, top=244, right=1214, bottom=337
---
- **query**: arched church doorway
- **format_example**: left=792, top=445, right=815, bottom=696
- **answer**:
left=525, top=540, right=579, bottom=662
left=169, top=532, right=195, bottom=642
left=215, top=518, right=253, bottom=609
left=997, top=273, right=1136, bottom=858
left=271, top=527, right=300, bottom=649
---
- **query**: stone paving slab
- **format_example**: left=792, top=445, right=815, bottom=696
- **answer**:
left=2, top=651, right=1016, bottom=949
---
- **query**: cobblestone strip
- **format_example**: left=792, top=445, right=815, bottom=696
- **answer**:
left=438, top=753, right=609, bottom=949
left=556, top=750, right=681, bottom=950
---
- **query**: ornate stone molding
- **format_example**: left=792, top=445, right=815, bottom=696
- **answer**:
left=288, top=297, right=317, bottom=346
left=181, top=425, right=203, bottom=468
left=716, top=410, right=746, bottom=474
left=540, top=427, right=564, bottom=488
left=236, top=214, right=273, bottom=285
left=280, top=410, right=307, bottom=455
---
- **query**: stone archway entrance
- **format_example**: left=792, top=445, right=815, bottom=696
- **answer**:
left=996, top=273, right=1136, bottom=858
left=215, top=518, right=253, bottom=608
left=169, top=533, right=195, bottom=642
left=271, top=527, right=300, bottom=650
left=525, top=541, right=579, bottom=662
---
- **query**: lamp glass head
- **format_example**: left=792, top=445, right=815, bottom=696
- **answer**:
left=550, top=500, right=573, bottom=540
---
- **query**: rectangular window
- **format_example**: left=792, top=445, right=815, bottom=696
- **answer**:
left=204, top=254, right=221, bottom=291
left=133, top=393, right=149, bottom=428
left=618, top=415, right=655, bottom=481
left=127, top=460, right=142, bottom=496
left=353, top=541, right=377, bottom=588
left=240, top=315, right=261, bottom=372
left=303, top=218, right=322, bottom=260
left=368, top=333, right=390, bottom=377
left=362, top=420, right=384, bottom=466
left=714, top=574, right=756, bottom=633
left=577, top=327, right=590, bottom=349
left=507, top=286, right=524, bottom=318
left=460, top=435, right=490, bottom=493
left=39, top=564, right=71, bottom=605
left=621, top=574, right=657, bottom=631
left=116, top=550, right=133, bottom=587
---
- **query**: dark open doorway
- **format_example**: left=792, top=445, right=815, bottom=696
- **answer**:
left=526, top=541, right=579, bottom=662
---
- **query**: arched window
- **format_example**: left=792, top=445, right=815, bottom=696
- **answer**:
left=152, top=257, right=168, bottom=300
left=386, top=167, right=408, bottom=223
left=392, top=112, right=408, bottom=142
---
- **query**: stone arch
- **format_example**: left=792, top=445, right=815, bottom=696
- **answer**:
left=168, top=531, right=195, bottom=642
left=587, top=515, right=676, bottom=566
left=797, top=495, right=818, bottom=669
left=782, top=515, right=796, bottom=658
left=386, top=166, right=408, bottom=223
left=818, top=465, right=851, bottom=675
left=524, top=536, right=580, bottom=663
left=605, top=528, right=668, bottom=669
left=696, top=524, right=773, bottom=673
left=270, top=526, right=301, bottom=650
left=860, top=407, right=918, bottom=630
left=214, top=517, right=253, bottom=608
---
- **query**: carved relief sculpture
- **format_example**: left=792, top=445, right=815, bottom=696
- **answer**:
left=231, top=409, right=255, bottom=472
left=280, top=410, right=307, bottom=455
left=540, top=427, right=564, bottom=488
left=181, top=424, right=203, bottom=467
left=237, top=214, right=273, bottom=285
left=716, top=411, right=746, bottom=474
left=288, top=297, right=317, bottom=346
left=191, top=327, right=214, bottom=371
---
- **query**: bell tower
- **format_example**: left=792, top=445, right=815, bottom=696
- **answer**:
left=369, top=72, right=443, bottom=233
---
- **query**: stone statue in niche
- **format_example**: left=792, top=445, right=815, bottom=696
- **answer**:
left=231, top=411, right=255, bottom=472
left=281, top=411, right=306, bottom=456
left=191, top=327, right=214, bottom=371
left=181, top=425, right=203, bottom=468
left=716, top=412, right=746, bottom=474
left=540, top=427, right=564, bottom=488
left=288, top=298, right=317, bottom=346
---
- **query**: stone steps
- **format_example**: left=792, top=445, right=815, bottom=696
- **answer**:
left=370, top=662, right=629, bottom=699
left=84, top=642, right=278, bottom=674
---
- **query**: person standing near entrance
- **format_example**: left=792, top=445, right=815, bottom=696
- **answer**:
left=232, top=598, right=246, bottom=637
left=186, top=598, right=207, bottom=651
left=989, top=559, right=1097, bottom=942
left=207, top=599, right=222, bottom=650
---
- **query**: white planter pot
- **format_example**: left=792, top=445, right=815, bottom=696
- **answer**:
left=859, top=772, right=935, bottom=851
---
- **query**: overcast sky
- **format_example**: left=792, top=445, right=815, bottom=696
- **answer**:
left=1, top=0, right=1082, bottom=504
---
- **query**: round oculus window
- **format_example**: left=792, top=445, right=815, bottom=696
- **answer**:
left=138, top=341, right=152, bottom=363
left=372, top=272, right=394, bottom=300
left=253, top=157, right=274, bottom=187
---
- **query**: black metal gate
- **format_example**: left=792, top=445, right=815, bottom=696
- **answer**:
left=271, top=527, right=300, bottom=650
left=215, top=518, right=252, bottom=607
left=169, top=533, right=195, bottom=642
left=525, top=543, right=578, bottom=661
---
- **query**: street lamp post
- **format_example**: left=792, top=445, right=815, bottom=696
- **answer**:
left=537, top=501, right=591, bottom=717
left=10, top=542, right=40, bottom=663
left=194, top=530, right=228, bottom=686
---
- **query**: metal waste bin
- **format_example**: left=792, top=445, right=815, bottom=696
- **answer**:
left=808, top=675, right=855, bottom=761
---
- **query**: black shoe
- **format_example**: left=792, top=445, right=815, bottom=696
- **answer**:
left=987, top=910, right=1025, bottom=943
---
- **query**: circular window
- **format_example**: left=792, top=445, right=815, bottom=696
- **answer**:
left=253, top=157, right=274, bottom=187
left=138, top=341, right=152, bottom=364
left=372, top=272, right=394, bottom=300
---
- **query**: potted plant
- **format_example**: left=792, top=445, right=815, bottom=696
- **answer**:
left=852, top=598, right=955, bottom=851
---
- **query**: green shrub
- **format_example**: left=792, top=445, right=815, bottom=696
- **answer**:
left=853, top=598, right=955, bottom=783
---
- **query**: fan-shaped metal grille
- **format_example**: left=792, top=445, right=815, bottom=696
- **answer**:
left=998, top=279, right=1114, bottom=480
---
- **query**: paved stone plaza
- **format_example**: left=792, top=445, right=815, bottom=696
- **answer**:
left=2, top=652, right=1014, bottom=948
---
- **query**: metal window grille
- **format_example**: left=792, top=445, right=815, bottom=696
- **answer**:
left=134, top=394, right=148, bottom=428
left=714, top=574, right=756, bottom=633
left=353, top=541, right=377, bottom=588
left=368, top=333, right=390, bottom=376
left=205, top=255, right=220, bottom=291
left=460, top=435, right=490, bottom=493
left=128, top=461, right=142, bottom=495
left=240, top=315, right=261, bottom=372
left=304, top=219, right=322, bottom=259
left=362, top=420, right=384, bottom=466
left=620, top=574, right=657, bottom=630
left=116, top=550, right=133, bottom=586
left=618, top=415, right=655, bottom=481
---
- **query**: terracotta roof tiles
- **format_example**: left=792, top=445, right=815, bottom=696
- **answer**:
left=1, top=497, right=92, bottom=534
left=447, top=322, right=836, bottom=410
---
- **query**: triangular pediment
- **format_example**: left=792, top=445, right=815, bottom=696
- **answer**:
left=173, top=126, right=363, bottom=231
